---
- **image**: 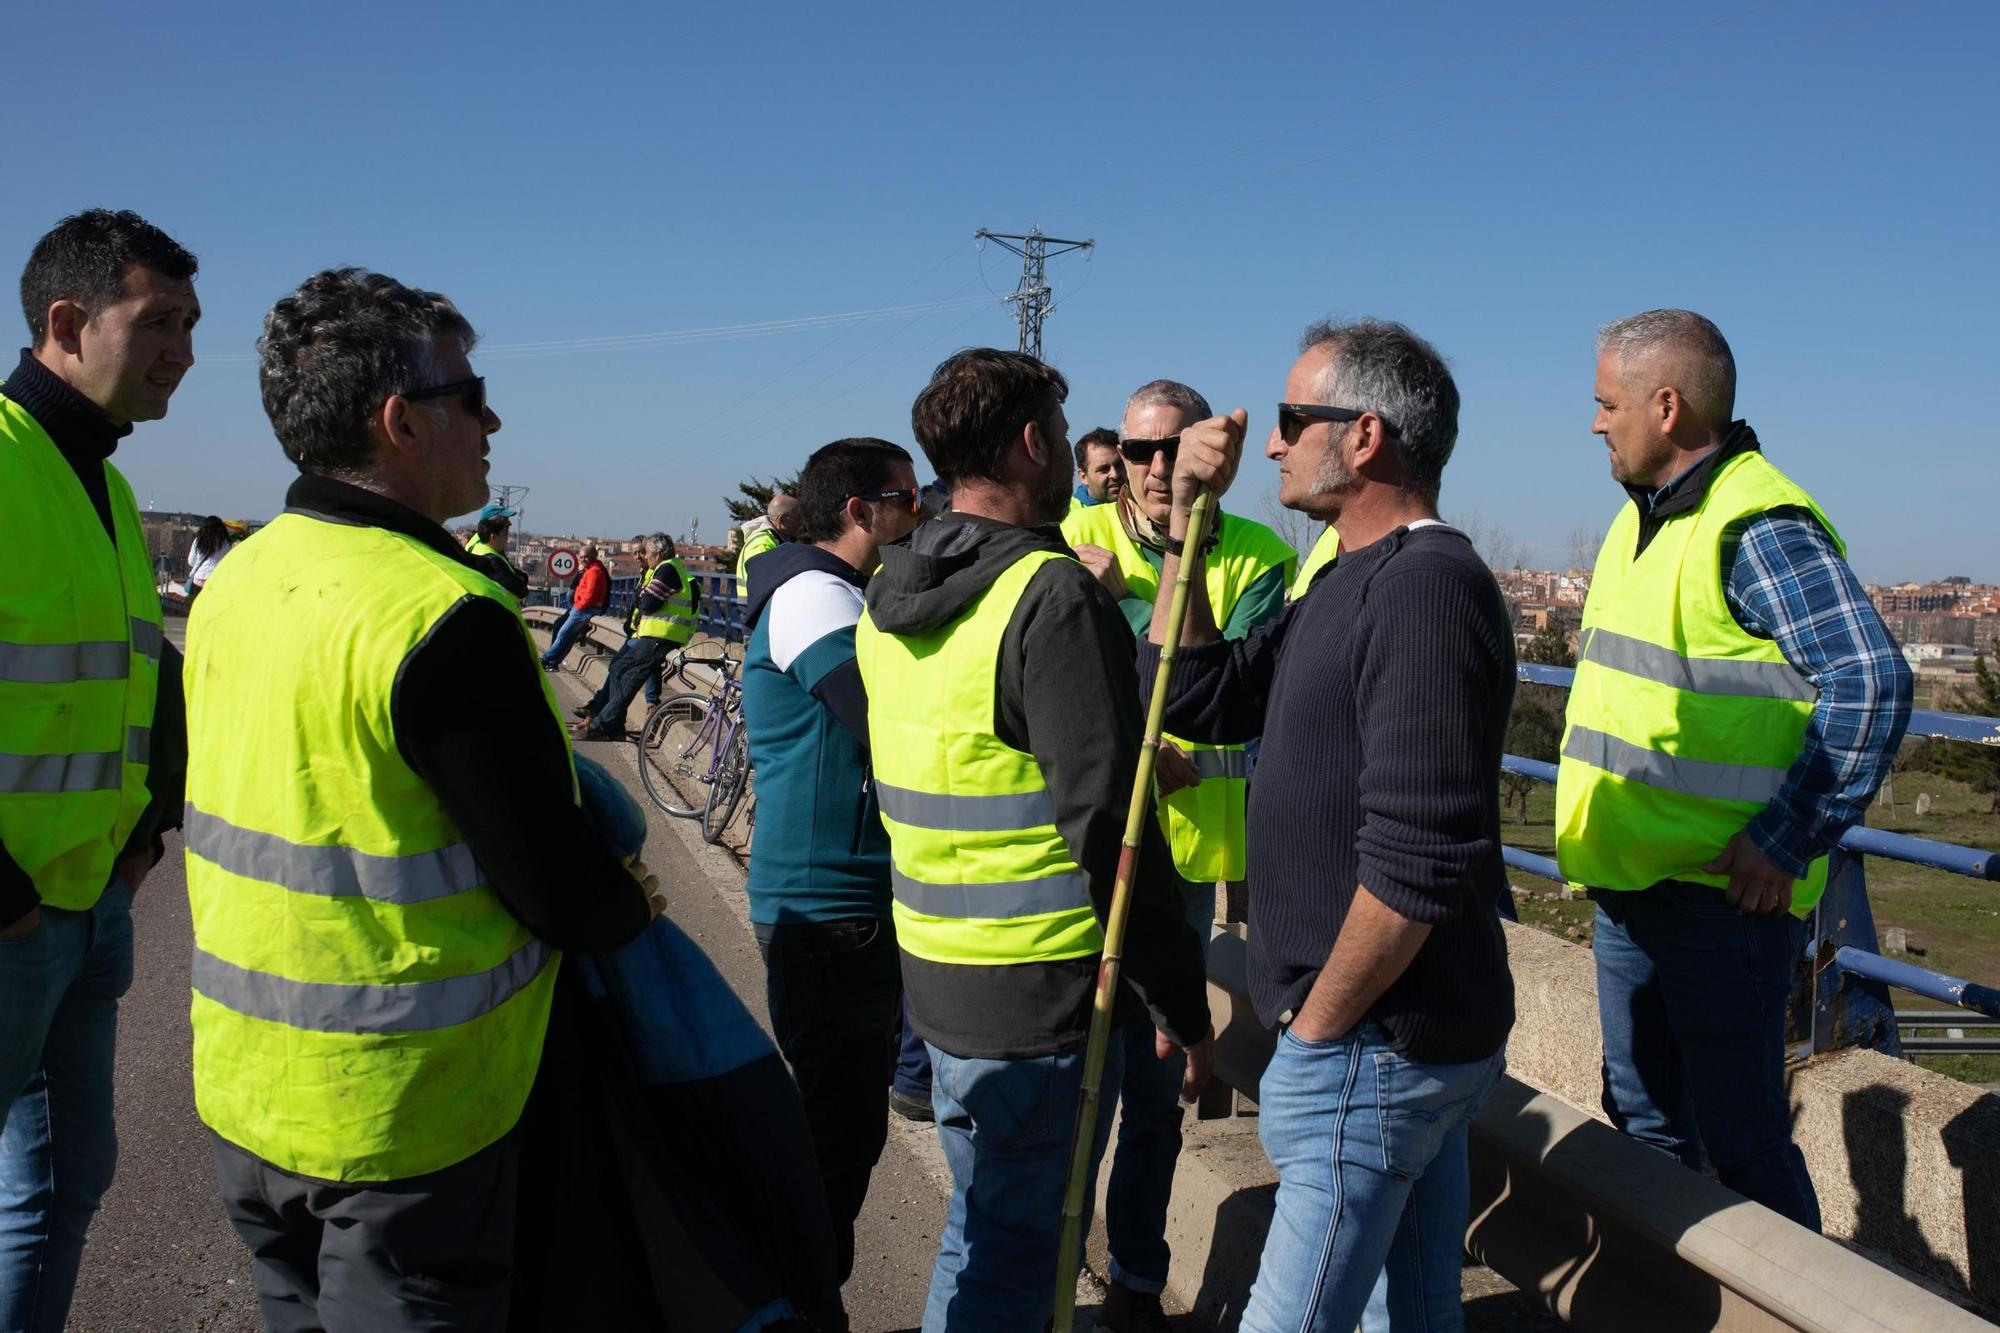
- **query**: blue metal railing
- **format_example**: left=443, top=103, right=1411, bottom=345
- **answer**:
left=1504, top=661, right=2000, bottom=1057
left=583, top=568, right=747, bottom=643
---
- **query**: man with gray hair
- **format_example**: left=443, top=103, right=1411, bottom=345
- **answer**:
left=1137, top=319, right=1516, bottom=1330
left=1556, top=309, right=1910, bottom=1229
left=573, top=531, right=697, bottom=740
left=183, top=268, right=655, bottom=1328
left=1061, top=378, right=1294, bottom=1331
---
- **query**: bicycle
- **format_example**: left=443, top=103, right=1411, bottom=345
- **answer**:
left=636, top=644, right=754, bottom=844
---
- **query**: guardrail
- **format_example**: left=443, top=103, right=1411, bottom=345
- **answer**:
left=554, top=567, right=748, bottom=643
left=1504, top=661, right=2000, bottom=1058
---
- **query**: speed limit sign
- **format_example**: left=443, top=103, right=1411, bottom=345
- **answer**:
left=547, top=548, right=579, bottom=579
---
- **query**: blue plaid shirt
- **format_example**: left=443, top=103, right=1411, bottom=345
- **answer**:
left=1646, top=462, right=1913, bottom=876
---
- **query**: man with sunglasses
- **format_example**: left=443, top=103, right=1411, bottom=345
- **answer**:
left=1137, top=321, right=1516, bottom=1332
left=738, top=438, right=925, bottom=1316
left=1059, top=378, right=1294, bottom=1332
left=183, top=268, right=654, bottom=1330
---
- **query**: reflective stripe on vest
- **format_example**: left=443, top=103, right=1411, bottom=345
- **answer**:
left=184, top=804, right=484, bottom=905
left=1058, top=503, right=1295, bottom=881
left=1555, top=450, right=1840, bottom=914
left=192, top=938, right=552, bottom=1034
left=634, top=558, right=697, bottom=642
left=0, top=393, right=160, bottom=911
left=184, top=511, right=568, bottom=1182
left=856, top=548, right=1103, bottom=966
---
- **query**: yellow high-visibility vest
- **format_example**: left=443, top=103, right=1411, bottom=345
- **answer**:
left=0, top=392, right=161, bottom=911
left=1556, top=451, right=1840, bottom=915
left=735, top=527, right=781, bottom=599
left=633, top=558, right=697, bottom=644
left=184, top=512, right=569, bottom=1181
left=1060, top=504, right=1296, bottom=882
left=855, top=550, right=1102, bottom=966
left=1288, top=525, right=1341, bottom=601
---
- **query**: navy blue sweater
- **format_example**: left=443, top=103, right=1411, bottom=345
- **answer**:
left=1139, top=524, right=1516, bottom=1064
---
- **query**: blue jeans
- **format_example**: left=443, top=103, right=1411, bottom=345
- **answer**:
left=1241, top=1024, right=1504, bottom=1333
left=0, top=880, right=134, bottom=1333
left=1105, top=882, right=1215, bottom=1294
left=1591, top=882, right=1820, bottom=1230
left=539, top=605, right=598, bottom=670
left=894, top=996, right=932, bottom=1101
left=923, top=1040, right=1123, bottom=1333
left=582, top=635, right=671, bottom=737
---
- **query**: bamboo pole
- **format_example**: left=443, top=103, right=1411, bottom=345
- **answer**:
left=1051, top=489, right=1216, bottom=1332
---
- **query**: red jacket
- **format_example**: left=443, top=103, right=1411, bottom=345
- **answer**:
left=572, top=559, right=609, bottom=610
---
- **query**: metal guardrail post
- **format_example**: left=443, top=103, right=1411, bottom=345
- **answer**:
left=1805, top=847, right=1903, bottom=1057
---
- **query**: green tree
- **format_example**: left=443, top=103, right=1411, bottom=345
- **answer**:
left=1501, top=623, right=1577, bottom=823
left=722, top=473, right=801, bottom=524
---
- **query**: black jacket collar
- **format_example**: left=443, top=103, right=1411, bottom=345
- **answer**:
left=3, top=348, right=131, bottom=464
left=285, top=474, right=494, bottom=577
left=1622, top=420, right=1763, bottom=556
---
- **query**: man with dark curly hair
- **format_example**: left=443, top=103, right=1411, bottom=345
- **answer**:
left=181, top=268, right=654, bottom=1330
left=1, top=208, right=197, bottom=1333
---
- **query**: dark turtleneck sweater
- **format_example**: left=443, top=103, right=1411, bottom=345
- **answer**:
left=1, top=350, right=182, bottom=926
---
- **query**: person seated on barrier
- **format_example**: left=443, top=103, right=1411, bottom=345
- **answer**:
left=738, top=437, right=925, bottom=1311
left=540, top=543, right=607, bottom=672
left=1060, top=378, right=1295, bottom=1333
left=1138, top=319, right=1516, bottom=1333
left=571, top=532, right=696, bottom=740
left=858, top=348, right=1212, bottom=1333
left=1556, top=310, right=1911, bottom=1232
left=183, top=267, right=655, bottom=1332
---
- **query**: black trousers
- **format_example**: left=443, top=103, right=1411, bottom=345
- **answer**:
left=211, top=1130, right=520, bottom=1333
left=753, top=915, right=901, bottom=1287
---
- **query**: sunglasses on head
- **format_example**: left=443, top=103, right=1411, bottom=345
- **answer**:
left=404, top=375, right=487, bottom=418
left=1118, top=435, right=1180, bottom=466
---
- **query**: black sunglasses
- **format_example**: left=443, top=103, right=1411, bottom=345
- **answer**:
left=404, top=375, right=487, bottom=417
left=850, top=487, right=923, bottom=512
left=1277, top=402, right=1392, bottom=438
left=1118, top=435, right=1180, bottom=466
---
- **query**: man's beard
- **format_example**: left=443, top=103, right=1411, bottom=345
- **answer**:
left=1308, top=447, right=1357, bottom=499
left=1034, top=453, right=1072, bottom=524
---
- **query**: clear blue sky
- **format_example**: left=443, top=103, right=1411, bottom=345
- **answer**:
left=9, top=0, right=1995, bottom=581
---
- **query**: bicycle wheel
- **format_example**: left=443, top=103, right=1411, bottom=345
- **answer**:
left=700, top=724, right=751, bottom=844
left=636, top=692, right=713, bottom=818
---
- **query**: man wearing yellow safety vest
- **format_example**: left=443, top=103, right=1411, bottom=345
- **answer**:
left=464, top=501, right=530, bottom=597
left=734, top=493, right=799, bottom=598
left=184, top=268, right=654, bottom=1329
left=572, top=531, right=698, bottom=740
left=0, top=208, right=197, bottom=1333
left=1061, top=378, right=1293, bottom=1331
left=858, top=348, right=1212, bottom=1333
left=1557, top=309, right=1911, bottom=1231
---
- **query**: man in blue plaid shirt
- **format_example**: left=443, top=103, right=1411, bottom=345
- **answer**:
left=1557, top=309, right=1911, bottom=1230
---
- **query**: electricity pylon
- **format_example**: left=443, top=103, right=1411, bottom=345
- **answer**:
left=974, top=227, right=1093, bottom=361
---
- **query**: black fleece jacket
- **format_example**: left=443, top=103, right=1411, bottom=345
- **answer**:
left=865, top=513, right=1211, bottom=1059
left=1, top=351, right=185, bottom=927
